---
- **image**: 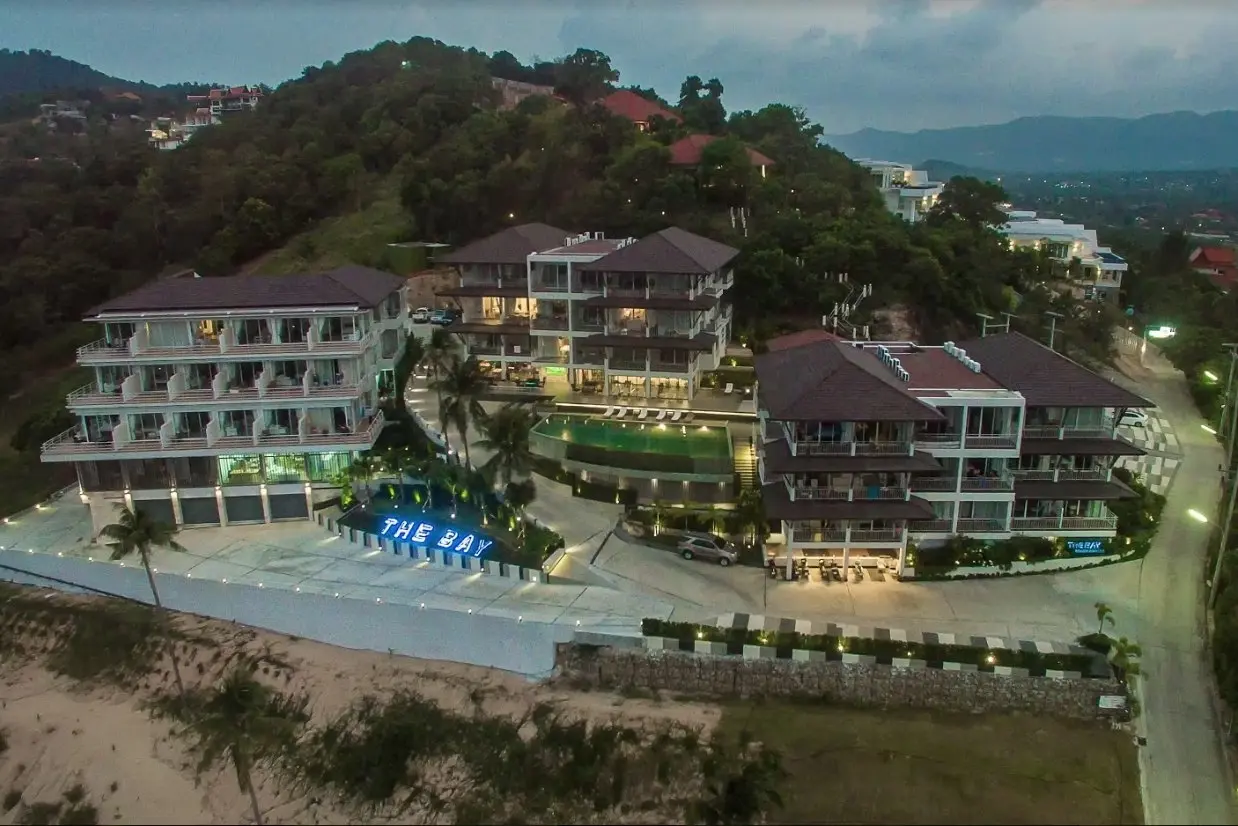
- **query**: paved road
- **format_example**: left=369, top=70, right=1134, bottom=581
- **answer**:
left=1112, top=344, right=1235, bottom=826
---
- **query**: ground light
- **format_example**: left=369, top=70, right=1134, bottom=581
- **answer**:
left=1205, top=370, right=1220, bottom=382
left=1189, top=509, right=1210, bottom=523
left=1204, top=424, right=1219, bottom=435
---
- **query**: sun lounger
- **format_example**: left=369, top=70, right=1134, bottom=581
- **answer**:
left=637, top=408, right=649, bottom=420
left=601, top=406, right=615, bottom=418
left=614, top=407, right=628, bottom=418
left=724, top=382, right=735, bottom=395
left=682, top=412, right=694, bottom=423
left=670, top=410, right=684, bottom=423
left=655, top=409, right=668, bottom=421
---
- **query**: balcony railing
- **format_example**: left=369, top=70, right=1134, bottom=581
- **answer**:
left=960, top=471, right=1014, bottom=492
left=574, top=321, right=605, bottom=333
left=529, top=317, right=570, bottom=331
left=849, top=528, right=904, bottom=543
left=793, top=485, right=909, bottom=502
left=650, top=361, right=690, bottom=374
left=1010, top=467, right=1112, bottom=483
left=532, top=281, right=570, bottom=293
left=789, top=525, right=848, bottom=542
left=609, top=359, right=648, bottom=371
left=909, top=476, right=956, bottom=492
left=963, top=433, right=1019, bottom=450
left=911, top=519, right=953, bottom=533
left=1022, top=419, right=1115, bottom=440
left=1010, top=512, right=1119, bottom=532
left=75, top=328, right=373, bottom=363
left=955, top=518, right=1008, bottom=533
left=794, top=440, right=915, bottom=457
left=914, top=433, right=962, bottom=450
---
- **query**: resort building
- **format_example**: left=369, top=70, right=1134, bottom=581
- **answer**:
left=668, top=135, right=774, bottom=178
left=186, top=85, right=263, bottom=115
left=755, top=330, right=1148, bottom=574
left=437, top=224, right=736, bottom=404
left=1001, top=210, right=1127, bottom=303
left=41, top=268, right=410, bottom=533
left=855, top=159, right=944, bottom=223
left=598, top=90, right=681, bottom=132
left=1189, top=245, right=1238, bottom=292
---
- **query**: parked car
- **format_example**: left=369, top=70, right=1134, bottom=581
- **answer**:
left=1119, top=409, right=1150, bottom=428
left=429, top=308, right=456, bottom=326
left=677, top=534, right=738, bottom=567
left=411, top=307, right=432, bottom=323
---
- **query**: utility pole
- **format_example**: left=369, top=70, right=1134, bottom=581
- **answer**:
left=1044, top=311, right=1064, bottom=351
left=1208, top=342, right=1238, bottom=610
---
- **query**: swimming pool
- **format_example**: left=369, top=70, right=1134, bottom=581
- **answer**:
left=533, top=415, right=731, bottom=457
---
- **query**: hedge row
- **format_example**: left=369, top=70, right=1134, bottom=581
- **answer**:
left=639, top=619, right=1103, bottom=677
left=530, top=456, right=638, bottom=506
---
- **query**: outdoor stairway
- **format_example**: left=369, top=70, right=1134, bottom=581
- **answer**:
left=732, top=433, right=757, bottom=489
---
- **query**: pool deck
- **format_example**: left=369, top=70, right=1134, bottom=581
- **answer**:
left=0, top=499, right=689, bottom=629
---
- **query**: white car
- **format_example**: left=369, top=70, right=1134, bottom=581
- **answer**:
left=411, top=307, right=432, bottom=324
left=676, top=534, right=738, bottom=567
left=1118, top=409, right=1149, bottom=428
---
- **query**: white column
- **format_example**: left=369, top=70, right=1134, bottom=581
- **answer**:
left=896, top=539, right=908, bottom=576
left=259, top=484, right=272, bottom=523
left=169, top=489, right=184, bottom=525
left=215, top=486, right=229, bottom=526
left=303, top=483, right=314, bottom=519
left=784, top=522, right=795, bottom=580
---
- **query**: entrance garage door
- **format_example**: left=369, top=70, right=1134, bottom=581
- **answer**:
left=179, top=495, right=220, bottom=526
left=224, top=495, right=265, bottom=524
left=133, top=497, right=175, bottom=526
left=268, top=493, right=308, bottom=521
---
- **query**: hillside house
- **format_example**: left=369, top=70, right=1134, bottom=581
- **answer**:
left=1190, top=246, right=1238, bottom=292
left=598, top=90, right=681, bottom=132
left=667, top=134, right=774, bottom=178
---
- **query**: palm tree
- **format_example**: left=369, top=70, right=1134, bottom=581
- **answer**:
left=425, top=327, right=460, bottom=450
left=1110, top=636, right=1143, bottom=683
left=476, top=402, right=537, bottom=487
left=503, top=479, right=537, bottom=543
left=98, top=505, right=189, bottom=696
left=442, top=462, right=468, bottom=518
left=179, top=667, right=309, bottom=826
left=733, top=488, right=768, bottom=546
left=423, top=459, right=456, bottom=513
left=391, top=332, right=426, bottom=414
left=348, top=453, right=382, bottom=502
left=1094, top=601, right=1115, bottom=636
left=433, top=356, right=489, bottom=469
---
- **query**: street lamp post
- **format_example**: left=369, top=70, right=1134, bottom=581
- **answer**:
left=1208, top=343, right=1238, bottom=611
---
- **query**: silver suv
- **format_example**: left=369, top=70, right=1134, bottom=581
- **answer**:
left=677, top=534, right=738, bottom=567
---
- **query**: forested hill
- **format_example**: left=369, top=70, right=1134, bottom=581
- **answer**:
left=0, top=48, right=206, bottom=97
left=0, top=37, right=1115, bottom=392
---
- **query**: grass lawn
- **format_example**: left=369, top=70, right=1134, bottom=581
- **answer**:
left=720, top=700, right=1142, bottom=825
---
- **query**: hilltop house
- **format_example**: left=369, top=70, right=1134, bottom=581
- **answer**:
left=187, top=86, right=263, bottom=115
left=598, top=90, right=681, bottom=132
left=1190, top=246, right=1238, bottom=292
left=1000, top=210, right=1126, bottom=303
left=667, top=134, right=774, bottom=178
left=855, top=159, right=945, bottom=223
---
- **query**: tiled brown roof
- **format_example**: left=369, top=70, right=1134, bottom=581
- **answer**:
left=667, top=134, right=775, bottom=167
left=762, top=483, right=936, bottom=521
left=599, top=90, right=681, bottom=124
left=761, top=438, right=941, bottom=473
left=955, top=332, right=1150, bottom=408
left=1193, top=246, right=1236, bottom=267
left=756, top=340, right=945, bottom=422
left=1014, top=480, right=1137, bottom=500
left=577, top=227, right=739, bottom=274
left=766, top=329, right=844, bottom=351
left=87, top=266, right=405, bottom=316
left=437, top=223, right=570, bottom=265
left=1020, top=437, right=1144, bottom=456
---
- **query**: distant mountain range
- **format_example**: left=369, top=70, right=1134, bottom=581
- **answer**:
left=825, top=111, right=1238, bottom=173
left=0, top=48, right=205, bottom=99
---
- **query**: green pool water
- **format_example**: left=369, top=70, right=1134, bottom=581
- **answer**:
left=534, top=415, right=730, bottom=458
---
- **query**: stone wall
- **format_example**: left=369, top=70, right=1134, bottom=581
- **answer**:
left=556, top=644, right=1127, bottom=721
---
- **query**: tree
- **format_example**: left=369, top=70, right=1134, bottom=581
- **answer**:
left=98, top=505, right=189, bottom=696
left=503, top=479, right=537, bottom=542
left=689, top=732, right=786, bottom=826
left=553, top=48, right=618, bottom=108
left=1095, top=601, right=1114, bottom=635
left=1109, top=636, right=1143, bottom=682
left=679, top=75, right=727, bottom=135
left=348, top=453, right=382, bottom=502
left=391, top=332, right=426, bottom=414
left=733, top=488, right=768, bottom=546
left=176, top=667, right=309, bottom=826
left=433, top=356, right=489, bottom=469
left=425, top=327, right=460, bottom=450
left=928, top=176, right=1009, bottom=228
left=476, top=402, right=537, bottom=487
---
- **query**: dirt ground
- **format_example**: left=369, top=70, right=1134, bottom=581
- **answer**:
left=405, top=269, right=456, bottom=312
left=720, top=700, right=1143, bottom=825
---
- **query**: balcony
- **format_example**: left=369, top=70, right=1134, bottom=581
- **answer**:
left=849, top=528, right=904, bottom=543
left=75, top=326, right=373, bottom=364
left=914, top=433, right=962, bottom=450
left=529, top=316, right=571, bottom=332
left=959, top=471, right=1014, bottom=492
left=609, top=358, right=648, bottom=371
left=574, top=320, right=605, bottom=334
left=792, top=485, right=909, bottom=502
left=955, top=518, right=1009, bottom=533
left=1010, top=467, right=1111, bottom=483
left=1010, top=512, right=1119, bottom=532
left=962, top=433, right=1019, bottom=450
left=795, top=440, right=915, bottom=457
left=650, top=361, right=690, bottom=374
left=911, top=519, right=953, bottom=533
left=1022, top=418, right=1115, bottom=440
left=789, top=525, right=847, bottom=542
left=909, top=476, right=956, bottom=492
left=532, top=280, right=570, bottom=294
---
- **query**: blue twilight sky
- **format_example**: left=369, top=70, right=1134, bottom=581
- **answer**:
left=3, top=0, right=1237, bottom=133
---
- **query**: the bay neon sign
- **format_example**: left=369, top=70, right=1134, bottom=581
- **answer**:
left=377, top=517, right=495, bottom=558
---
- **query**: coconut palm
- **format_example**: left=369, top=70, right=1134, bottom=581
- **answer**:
left=348, top=453, right=382, bottom=502
left=98, top=505, right=189, bottom=696
left=1094, top=601, right=1114, bottom=636
left=178, top=666, right=309, bottom=826
left=733, top=488, right=768, bottom=546
left=425, top=327, right=460, bottom=450
left=422, top=459, right=456, bottom=513
left=391, top=332, right=426, bottom=413
left=503, top=479, right=537, bottom=543
left=433, top=356, right=489, bottom=469
left=476, top=402, right=537, bottom=487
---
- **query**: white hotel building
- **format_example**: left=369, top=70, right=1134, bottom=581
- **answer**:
left=856, top=159, right=946, bottom=223
left=1001, top=209, right=1128, bottom=303
left=41, top=267, right=409, bottom=534
left=755, top=330, right=1149, bottom=575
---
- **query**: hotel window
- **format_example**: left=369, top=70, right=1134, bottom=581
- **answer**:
left=306, top=451, right=353, bottom=482
left=218, top=455, right=263, bottom=485
left=263, top=453, right=308, bottom=483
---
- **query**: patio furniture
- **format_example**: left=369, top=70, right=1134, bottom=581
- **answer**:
left=655, top=409, right=667, bottom=421
left=724, top=383, right=735, bottom=395
left=637, top=408, right=649, bottom=420
left=602, top=406, right=615, bottom=418
left=614, top=407, right=628, bottom=419
left=682, top=412, right=694, bottom=423
left=670, top=410, right=683, bottom=423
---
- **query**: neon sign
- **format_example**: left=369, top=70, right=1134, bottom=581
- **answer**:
left=1066, top=539, right=1105, bottom=555
left=377, top=517, right=495, bottom=558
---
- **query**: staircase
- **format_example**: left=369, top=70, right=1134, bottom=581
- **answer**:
left=732, top=433, right=758, bottom=489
